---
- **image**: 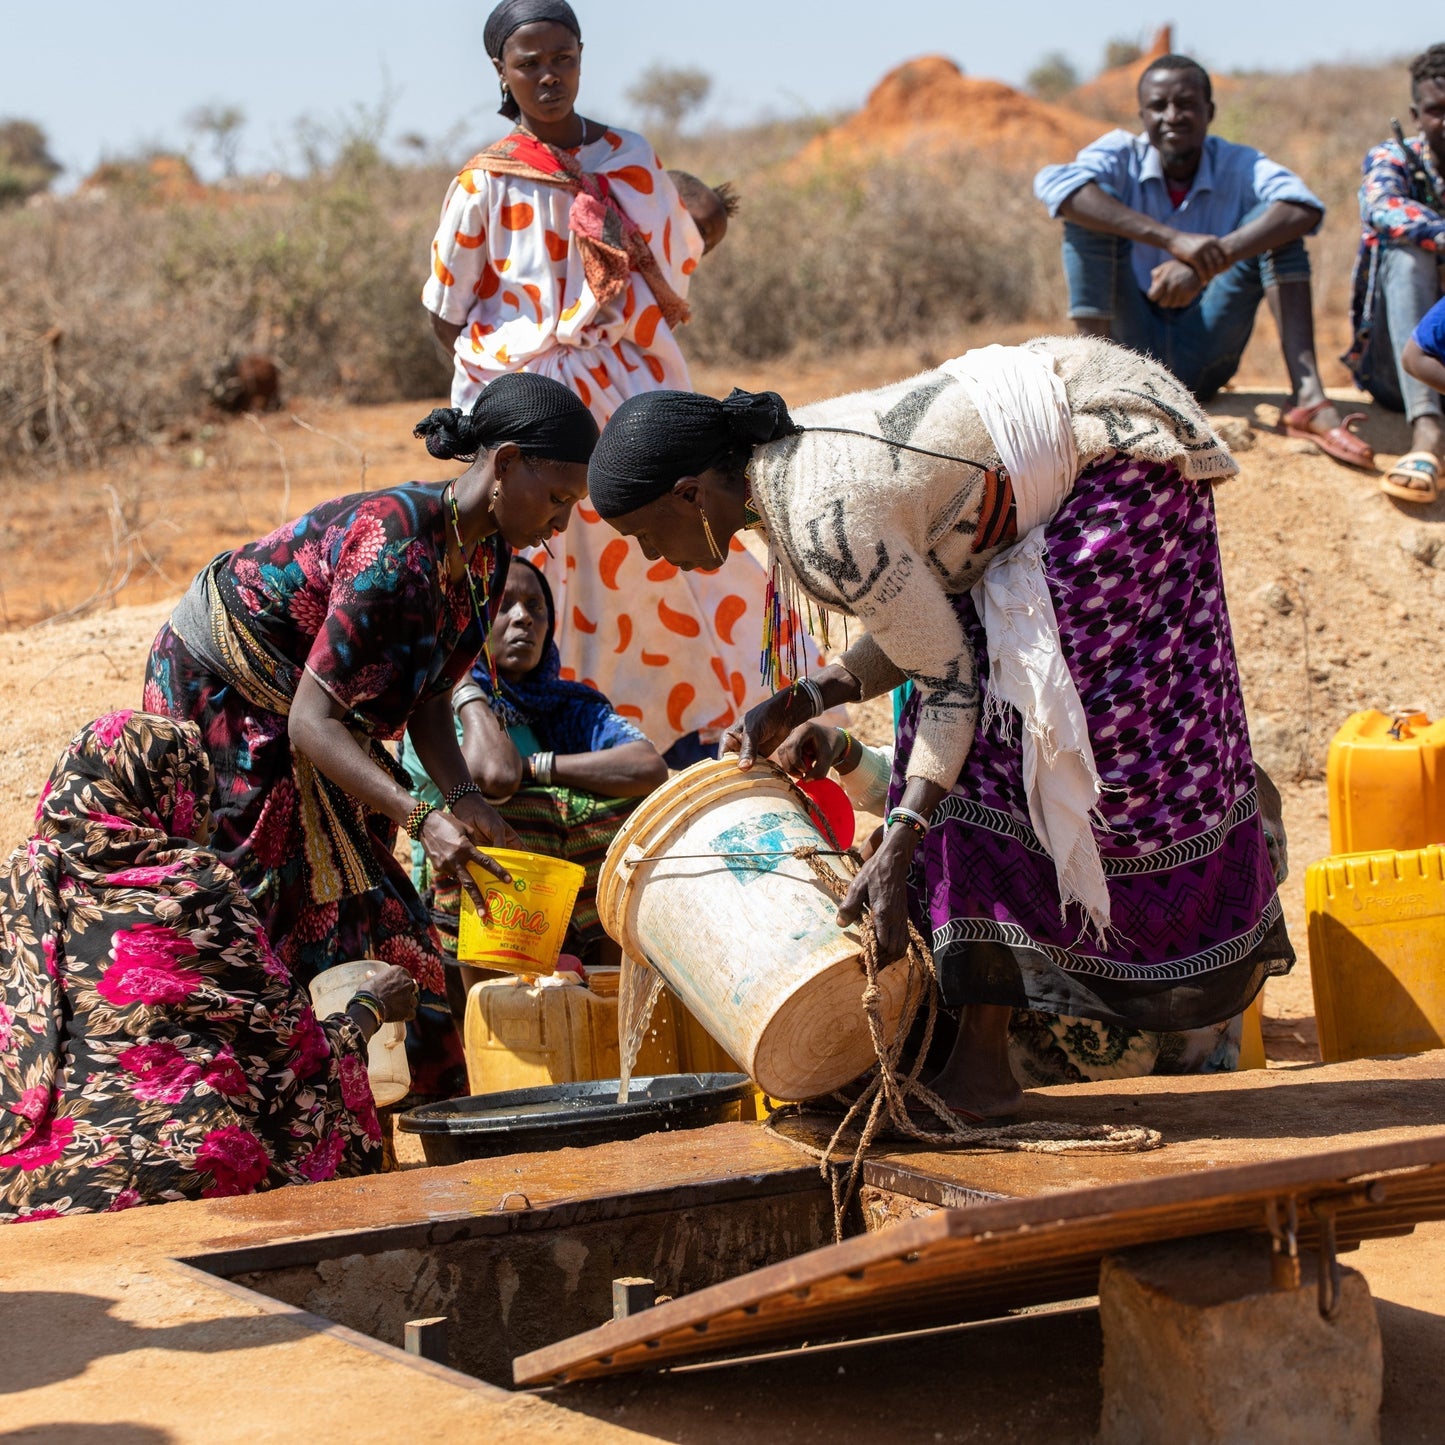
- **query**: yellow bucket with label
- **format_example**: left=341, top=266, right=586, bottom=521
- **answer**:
left=458, top=848, right=584, bottom=976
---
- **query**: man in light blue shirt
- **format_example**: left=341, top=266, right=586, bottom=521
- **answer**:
left=1035, top=54, right=1372, bottom=469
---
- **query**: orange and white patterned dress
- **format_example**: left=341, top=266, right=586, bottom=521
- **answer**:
left=422, top=125, right=780, bottom=748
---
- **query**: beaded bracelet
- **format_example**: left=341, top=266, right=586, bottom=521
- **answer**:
left=349, top=992, right=385, bottom=1028
left=886, top=806, right=930, bottom=838
left=404, top=799, right=435, bottom=842
left=834, top=727, right=862, bottom=776
left=445, top=780, right=485, bottom=809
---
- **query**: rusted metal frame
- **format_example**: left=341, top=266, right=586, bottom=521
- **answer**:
left=922, top=1137, right=1445, bottom=1236
left=860, top=1161, right=1013, bottom=1211
left=513, top=1144, right=1445, bottom=1385
left=178, top=1163, right=825, bottom=1278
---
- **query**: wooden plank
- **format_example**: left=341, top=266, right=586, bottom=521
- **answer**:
left=513, top=1132, right=1445, bottom=1385
left=404, top=1316, right=449, bottom=1364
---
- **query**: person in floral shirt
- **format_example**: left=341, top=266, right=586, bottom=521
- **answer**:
left=0, top=714, right=416, bottom=1221
left=143, top=373, right=597, bottom=1098
left=1344, top=44, right=1445, bottom=502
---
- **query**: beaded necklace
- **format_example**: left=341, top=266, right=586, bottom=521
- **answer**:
left=447, top=484, right=499, bottom=689
left=745, top=463, right=836, bottom=690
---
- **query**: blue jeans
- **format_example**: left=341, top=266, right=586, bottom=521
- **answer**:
left=1061, top=197, right=1312, bottom=400
left=1355, top=242, right=1445, bottom=422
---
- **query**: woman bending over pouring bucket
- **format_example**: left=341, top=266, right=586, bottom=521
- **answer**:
left=586, top=337, right=1293, bottom=1123
left=143, top=374, right=597, bottom=1100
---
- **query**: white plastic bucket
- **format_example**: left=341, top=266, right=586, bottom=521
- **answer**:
left=308, top=959, right=411, bottom=1108
left=597, top=759, right=912, bottom=1100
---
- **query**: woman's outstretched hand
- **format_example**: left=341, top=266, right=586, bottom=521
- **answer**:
left=361, top=964, right=421, bottom=1023
left=722, top=688, right=814, bottom=770
left=835, top=825, right=918, bottom=962
left=421, top=796, right=521, bottom=911
left=773, top=721, right=844, bottom=782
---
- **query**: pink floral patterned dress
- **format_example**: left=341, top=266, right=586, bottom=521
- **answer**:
left=0, top=713, right=381, bottom=1222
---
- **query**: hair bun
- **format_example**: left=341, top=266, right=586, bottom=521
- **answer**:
left=412, top=407, right=473, bottom=461
left=719, top=388, right=799, bottom=445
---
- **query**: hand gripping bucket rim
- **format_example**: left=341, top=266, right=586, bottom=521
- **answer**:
left=308, top=958, right=411, bottom=1109
left=597, top=758, right=913, bottom=1100
left=458, top=847, right=586, bottom=975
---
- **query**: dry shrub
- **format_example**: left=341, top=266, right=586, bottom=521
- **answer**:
left=0, top=155, right=452, bottom=467
left=0, top=60, right=1419, bottom=470
left=681, top=156, right=1063, bottom=364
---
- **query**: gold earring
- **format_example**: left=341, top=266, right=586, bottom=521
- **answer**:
left=488, top=484, right=500, bottom=516
left=700, top=509, right=726, bottom=563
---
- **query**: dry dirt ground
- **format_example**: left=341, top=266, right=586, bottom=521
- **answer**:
left=3, top=344, right=1442, bottom=1064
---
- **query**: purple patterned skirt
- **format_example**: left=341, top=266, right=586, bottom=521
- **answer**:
left=892, top=454, right=1292, bottom=1031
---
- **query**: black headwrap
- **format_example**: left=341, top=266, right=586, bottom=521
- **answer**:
left=484, top=0, right=583, bottom=120
left=413, top=371, right=598, bottom=464
left=587, top=388, right=800, bottom=519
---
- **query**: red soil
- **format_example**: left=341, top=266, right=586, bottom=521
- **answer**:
left=799, top=56, right=1104, bottom=169
left=1066, top=25, right=1240, bottom=127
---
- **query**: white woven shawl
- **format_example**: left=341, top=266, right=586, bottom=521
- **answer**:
left=942, top=345, right=1112, bottom=937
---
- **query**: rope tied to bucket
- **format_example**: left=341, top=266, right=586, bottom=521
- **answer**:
left=768, top=846, right=1162, bottom=1241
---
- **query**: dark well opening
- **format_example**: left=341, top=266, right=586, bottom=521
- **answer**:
left=185, top=1168, right=833, bottom=1387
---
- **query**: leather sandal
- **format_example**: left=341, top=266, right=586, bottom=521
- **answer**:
left=1279, top=401, right=1376, bottom=472
left=1381, top=450, right=1440, bottom=504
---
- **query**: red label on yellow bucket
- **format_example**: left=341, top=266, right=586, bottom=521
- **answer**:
left=457, top=848, right=585, bottom=975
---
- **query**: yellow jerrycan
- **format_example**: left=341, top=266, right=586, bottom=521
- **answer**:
left=463, top=971, right=681, bottom=1095
left=1327, top=709, right=1445, bottom=854
left=1305, top=846, right=1445, bottom=1063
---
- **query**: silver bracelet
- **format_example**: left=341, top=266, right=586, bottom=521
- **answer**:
left=451, top=678, right=488, bottom=714
left=530, top=751, right=555, bottom=786
left=794, top=676, right=824, bottom=718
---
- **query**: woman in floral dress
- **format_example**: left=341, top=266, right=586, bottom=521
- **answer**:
left=0, top=713, right=416, bottom=1221
left=422, top=0, right=797, bottom=755
left=143, top=373, right=597, bottom=1098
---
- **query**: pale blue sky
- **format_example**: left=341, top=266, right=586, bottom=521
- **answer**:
left=4, top=2, right=1439, bottom=183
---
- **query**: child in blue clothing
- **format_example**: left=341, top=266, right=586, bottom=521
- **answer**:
left=1403, top=295, right=1445, bottom=412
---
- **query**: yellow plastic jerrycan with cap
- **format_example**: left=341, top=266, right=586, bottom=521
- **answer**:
left=1327, top=709, right=1445, bottom=854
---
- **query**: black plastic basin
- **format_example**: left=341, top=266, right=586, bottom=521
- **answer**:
left=396, top=1073, right=755, bottom=1165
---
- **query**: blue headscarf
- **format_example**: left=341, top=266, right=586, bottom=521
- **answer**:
left=477, top=557, right=645, bottom=756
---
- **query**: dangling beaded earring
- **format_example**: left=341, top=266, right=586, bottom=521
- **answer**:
left=700, top=509, right=726, bottom=564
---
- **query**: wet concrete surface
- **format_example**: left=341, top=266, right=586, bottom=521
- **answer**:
left=863, top=1051, right=1445, bottom=1199
left=2, top=1054, right=1443, bottom=1441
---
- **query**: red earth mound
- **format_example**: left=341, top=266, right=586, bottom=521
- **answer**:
left=799, top=56, right=1103, bottom=170
left=79, top=153, right=208, bottom=205
left=1066, top=25, right=1239, bottom=126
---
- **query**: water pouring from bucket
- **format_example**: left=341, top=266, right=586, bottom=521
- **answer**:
left=601, top=759, right=913, bottom=1103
